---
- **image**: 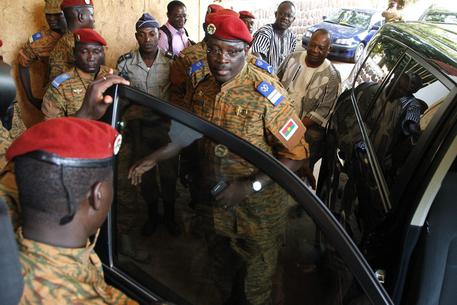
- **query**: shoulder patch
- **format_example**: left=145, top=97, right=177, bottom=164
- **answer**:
left=51, top=73, right=71, bottom=88
left=29, top=32, right=43, bottom=43
left=279, top=118, right=299, bottom=141
left=187, top=60, right=204, bottom=76
left=255, top=59, right=273, bottom=74
left=256, top=81, right=284, bottom=107
left=117, top=52, right=133, bottom=65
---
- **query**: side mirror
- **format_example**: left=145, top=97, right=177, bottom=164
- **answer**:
left=322, top=15, right=327, bottom=20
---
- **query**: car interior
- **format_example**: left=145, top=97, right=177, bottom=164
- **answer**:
left=318, top=30, right=456, bottom=302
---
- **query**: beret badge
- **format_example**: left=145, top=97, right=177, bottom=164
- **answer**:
left=207, top=23, right=216, bottom=35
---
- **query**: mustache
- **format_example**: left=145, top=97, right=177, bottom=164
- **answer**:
left=212, top=64, right=230, bottom=70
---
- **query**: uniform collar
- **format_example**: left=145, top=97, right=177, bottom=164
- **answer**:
left=17, top=227, right=99, bottom=267
left=133, top=49, right=168, bottom=70
left=75, top=66, right=109, bottom=80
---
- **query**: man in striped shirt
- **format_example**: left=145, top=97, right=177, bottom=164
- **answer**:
left=251, top=1, right=296, bottom=73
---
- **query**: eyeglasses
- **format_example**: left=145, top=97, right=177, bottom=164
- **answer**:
left=207, top=47, right=245, bottom=58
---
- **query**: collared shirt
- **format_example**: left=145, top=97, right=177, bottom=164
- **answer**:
left=278, top=51, right=341, bottom=128
left=17, top=229, right=138, bottom=305
left=251, top=24, right=296, bottom=73
left=117, top=49, right=171, bottom=121
left=116, top=49, right=171, bottom=100
left=158, top=22, right=190, bottom=56
left=42, top=65, right=112, bottom=119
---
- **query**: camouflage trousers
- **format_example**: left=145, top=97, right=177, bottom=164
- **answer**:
left=195, top=187, right=287, bottom=305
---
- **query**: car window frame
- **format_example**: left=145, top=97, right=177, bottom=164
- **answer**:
left=94, top=85, right=394, bottom=305
left=350, top=34, right=457, bottom=210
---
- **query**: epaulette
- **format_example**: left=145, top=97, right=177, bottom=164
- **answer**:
left=29, top=32, right=43, bottom=43
left=51, top=73, right=71, bottom=88
left=256, top=81, right=284, bottom=107
left=117, top=52, right=133, bottom=65
left=195, top=73, right=210, bottom=87
left=255, top=58, right=273, bottom=74
left=187, top=60, right=204, bottom=76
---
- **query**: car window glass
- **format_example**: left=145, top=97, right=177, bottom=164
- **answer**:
left=326, top=9, right=372, bottom=29
left=360, top=54, right=450, bottom=189
left=112, top=100, right=379, bottom=305
left=353, top=37, right=404, bottom=88
left=327, top=52, right=451, bottom=278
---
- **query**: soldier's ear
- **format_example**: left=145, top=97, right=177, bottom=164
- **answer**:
left=77, top=11, right=85, bottom=23
left=88, top=181, right=103, bottom=211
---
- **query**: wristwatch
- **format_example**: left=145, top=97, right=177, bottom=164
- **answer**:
left=251, top=179, right=262, bottom=192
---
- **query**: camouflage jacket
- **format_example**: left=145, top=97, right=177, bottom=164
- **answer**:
left=42, top=65, right=112, bottom=119
left=187, top=63, right=308, bottom=238
left=170, top=40, right=276, bottom=107
left=18, top=29, right=61, bottom=68
left=0, top=163, right=19, bottom=231
left=0, top=125, right=12, bottom=170
left=18, top=229, right=138, bottom=305
left=169, top=41, right=207, bottom=107
left=188, top=62, right=308, bottom=181
left=48, top=32, right=75, bottom=81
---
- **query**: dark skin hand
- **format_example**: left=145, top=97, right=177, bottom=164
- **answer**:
left=74, top=69, right=130, bottom=120
left=128, top=142, right=182, bottom=186
left=301, top=117, right=315, bottom=127
left=215, top=158, right=315, bottom=209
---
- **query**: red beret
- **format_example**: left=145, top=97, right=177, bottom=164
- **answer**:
left=205, top=12, right=252, bottom=44
left=239, top=10, right=255, bottom=19
left=74, top=28, right=107, bottom=46
left=61, top=0, right=93, bottom=9
left=6, top=117, right=121, bottom=163
left=207, top=4, right=224, bottom=15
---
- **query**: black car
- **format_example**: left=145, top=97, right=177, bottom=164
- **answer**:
left=419, top=5, right=457, bottom=25
left=2, top=22, right=456, bottom=305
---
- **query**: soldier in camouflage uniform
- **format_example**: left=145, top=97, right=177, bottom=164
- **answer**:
left=6, top=117, right=139, bottom=305
left=42, top=28, right=111, bottom=119
left=18, top=0, right=67, bottom=108
left=0, top=126, right=11, bottom=169
left=48, top=0, right=95, bottom=81
left=170, top=9, right=276, bottom=108
left=131, top=11, right=311, bottom=305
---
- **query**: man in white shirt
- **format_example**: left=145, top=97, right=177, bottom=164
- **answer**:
left=278, top=28, right=341, bottom=168
left=158, top=0, right=192, bottom=57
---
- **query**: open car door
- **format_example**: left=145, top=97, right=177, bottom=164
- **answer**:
left=94, top=85, right=393, bottom=305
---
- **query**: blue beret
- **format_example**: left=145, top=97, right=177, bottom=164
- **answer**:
left=136, top=13, right=160, bottom=30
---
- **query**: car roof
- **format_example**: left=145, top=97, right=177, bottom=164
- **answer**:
left=339, top=7, right=378, bottom=15
left=379, top=22, right=457, bottom=81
